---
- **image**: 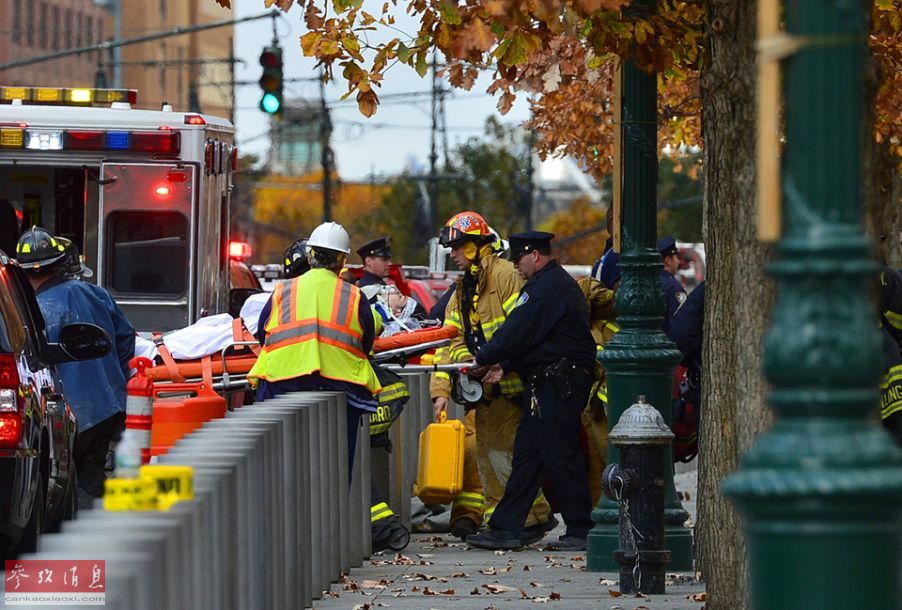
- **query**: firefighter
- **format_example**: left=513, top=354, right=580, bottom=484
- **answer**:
left=248, top=222, right=382, bottom=474
left=577, top=277, right=618, bottom=506
left=430, top=212, right=553, bottom=543
left=17, top=227, right=135, bottom=508
left=466, top=231, right=596, bottom=551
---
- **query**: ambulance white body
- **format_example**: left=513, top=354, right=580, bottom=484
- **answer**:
left=0, top=87, right=236, bottom=332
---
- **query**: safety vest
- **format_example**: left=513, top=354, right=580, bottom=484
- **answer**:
left=248, top=268, right=381, bottom=395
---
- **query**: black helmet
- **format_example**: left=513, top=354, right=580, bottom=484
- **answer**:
left=57, top=237, right=94, bottom=279
left=16, top=226, right=67, bottom=270
left=282, top=238, right=310, bottom=279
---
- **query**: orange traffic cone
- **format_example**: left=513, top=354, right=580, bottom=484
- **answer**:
left=126, top=357, right=155, bottom=464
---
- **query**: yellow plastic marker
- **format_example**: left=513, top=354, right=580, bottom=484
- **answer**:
left=140, top=465, right=194, bottom=510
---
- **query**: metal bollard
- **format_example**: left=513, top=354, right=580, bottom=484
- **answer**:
left=601, top=395, right=673, bottom=595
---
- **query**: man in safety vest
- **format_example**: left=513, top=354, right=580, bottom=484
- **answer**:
left=248, top=222, right=382, bottom=471
left=430, top=211, right=554, bottom=544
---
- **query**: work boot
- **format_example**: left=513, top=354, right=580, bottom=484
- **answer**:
left=450, top=517, right=479, bottom=541
left=466, top=528, right=523, bottom=550
left=545, top=534, right=587, bottom=551
left=520, top=515, right=559, bottom=546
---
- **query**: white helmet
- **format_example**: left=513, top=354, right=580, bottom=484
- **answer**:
left=307, top=222, right=351, bottom=254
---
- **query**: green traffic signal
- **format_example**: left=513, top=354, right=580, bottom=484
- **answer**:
left=258, top=45, right=283, bottom=116
left=260, top=93, right=281, bottom=114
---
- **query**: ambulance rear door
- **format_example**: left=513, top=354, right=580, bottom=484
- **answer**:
left=97, top=161, right=199, bottom=333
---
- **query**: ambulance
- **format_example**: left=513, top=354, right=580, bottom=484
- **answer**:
left=0, top=86, right=237, bottom=332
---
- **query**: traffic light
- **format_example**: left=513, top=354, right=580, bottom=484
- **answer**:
left=258, top=46, right=283, bottom=116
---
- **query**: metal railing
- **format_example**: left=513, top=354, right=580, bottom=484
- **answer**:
left=20, top=389, right=375, bottom=610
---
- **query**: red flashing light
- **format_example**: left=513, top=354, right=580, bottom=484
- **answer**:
left=229, top=241, right=252, bottom=260
left=259, top=51, right=279, bottom=69
left=0, top=354, right=18, bottom=390
left=159, top=125, right=172, bottom=131
left=166, top=170, right=188, bottom=183
left=0, top=122, right=27, bottom=128
left=154, top=184, right=172, bottom=197
left=66, top=130, right=105, bottom=150
left=131, top=131, right=180, bottom=154
left=0, top=413, right=22, bottom=447
left=184, top=115, right=206, bottom=126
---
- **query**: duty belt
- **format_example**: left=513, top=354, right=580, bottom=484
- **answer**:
left=527, top=357, right=593, bottom=400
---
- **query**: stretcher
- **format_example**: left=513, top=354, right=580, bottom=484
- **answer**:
left=147, top=318, right=260, bottom=383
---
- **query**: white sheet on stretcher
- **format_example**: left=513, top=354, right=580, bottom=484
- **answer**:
left=133, top=292, right=272, bottom=362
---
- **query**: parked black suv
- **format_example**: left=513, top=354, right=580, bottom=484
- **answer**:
left=0, top=250, right=111, bottom=557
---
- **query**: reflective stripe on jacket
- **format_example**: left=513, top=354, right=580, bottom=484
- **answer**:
left=430, top=254, right=525, bottom=399
left=248, top=268, right=381, bottom=395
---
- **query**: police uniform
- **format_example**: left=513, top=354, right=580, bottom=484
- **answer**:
left=657, top=236, right=687, bottom=337
left=590, top=236, right=621, bottom=290
left=468, top=232, right=596, bottom=549
left=357, top=236, right=392, bottom=290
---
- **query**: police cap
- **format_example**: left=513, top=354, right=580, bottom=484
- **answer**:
left=509, top=231, right=554, bottom=261
left=357, top=236, right=393, bottom=260
left=657, top=236, right=678, bottom=258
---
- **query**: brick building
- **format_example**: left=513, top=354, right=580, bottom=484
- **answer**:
left=0, top=0, right=108, bottom=88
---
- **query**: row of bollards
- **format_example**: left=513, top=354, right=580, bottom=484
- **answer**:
left=19, top=390, right=371, bottom=610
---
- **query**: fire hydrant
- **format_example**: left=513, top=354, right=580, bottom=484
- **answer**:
left=601, top=395, right=673, bottom=595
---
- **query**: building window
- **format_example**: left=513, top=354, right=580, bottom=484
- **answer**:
left=26, top=1, right=35, bottom=47
left=39, top=2, right=48, bottom=49
left=52, top=7, right=60, bottom=51
left=12, top=0, right=21, bottom=44
left=85, top=16, right=93, bottom=46
left=75, top=14, right=82, bottom=47
left=160, top=0, right=167, bottom=20
left=64, top=9, right=73, bottom=49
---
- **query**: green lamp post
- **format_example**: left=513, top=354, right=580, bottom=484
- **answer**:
left=586, top=0, right=693, bottom=572
left=722, top=1, right=902, bottom=609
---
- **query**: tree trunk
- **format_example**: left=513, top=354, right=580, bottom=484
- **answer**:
left=697, top=1, right=774, bottom=608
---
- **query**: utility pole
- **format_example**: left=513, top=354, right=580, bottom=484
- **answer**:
left=525, top=129, right=536, bottom=231
left=428, top=52, right=440, bottom=231
left=320, top=72, right=333, bottom=222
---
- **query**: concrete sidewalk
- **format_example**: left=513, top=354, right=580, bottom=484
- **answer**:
left=316, top=470, right=704, bottom=609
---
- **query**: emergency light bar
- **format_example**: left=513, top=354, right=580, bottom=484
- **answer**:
left=0, top=127, right=180, bottom=154
left=229, top=241, right=252, bottom=260
left=0, top=86, right=137, bottom=106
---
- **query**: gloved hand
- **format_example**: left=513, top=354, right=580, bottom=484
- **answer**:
left=433, top=396, right=449, bottom=420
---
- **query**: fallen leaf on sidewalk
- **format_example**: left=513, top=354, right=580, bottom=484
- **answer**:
left=599, top=578, right=617, bottom=586
left=569, top=555, right=584, bottom=561
left=361, top=580, right=388, bottom=589
left=470, top=587, right=481, bottom=595
left=523, top=565, right=532, bottom=571
left=549, top=592, right=561, bottom=600
left=479, top=567, right=498, bottom=575
left=411, top=586, right=420, bottom=592
left=408, top=573, right=437, bottom=581
left=483, top=583, right=517, bottom=594
left=450, top=572, right=468, bottom=578
left=422, top=587, right=437, bottom=595
left=689, top=592, right=707, bottom=602
left=559, top=578, right=572, bottom=583
left=529, top=581, right=545, bottom=588
left=493, top=550, right=506, bottom=556
left=608, top=589, right=623, bottom=598
left=439, top=588, right=456, bottom=595
left=499, top=566, right=512, bottom=573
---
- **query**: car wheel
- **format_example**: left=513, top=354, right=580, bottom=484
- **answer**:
left=17, top=481, right=44, bottom=555
left=46, top=471, right=77, bottom=533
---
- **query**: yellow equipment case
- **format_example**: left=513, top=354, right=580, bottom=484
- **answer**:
left=414, top=412, right=465, bottom=504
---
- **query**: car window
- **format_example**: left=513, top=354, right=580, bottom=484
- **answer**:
left=0, top=266, right=26, bottom=353
left=5, top=266, right=51, bottom=369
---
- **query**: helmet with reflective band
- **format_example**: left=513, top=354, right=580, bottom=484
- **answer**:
left=57, top=237, right=93, bottom=278
left=439, top=211, right=493, bottom=247
left=16, top=226, right=67, bottom=270
left=282, top=238, right=310, bottom=279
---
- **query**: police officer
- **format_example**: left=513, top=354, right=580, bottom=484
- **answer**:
left=590, top=206, right=621, bottom=290
left=357, top=236, right=393, bottom=292
left=466, top=231, right=596, bottom=551
left=657, top=236, right=687, bottom=336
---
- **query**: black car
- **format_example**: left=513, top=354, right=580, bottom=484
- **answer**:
left=0, top=251, right=111, bottom=557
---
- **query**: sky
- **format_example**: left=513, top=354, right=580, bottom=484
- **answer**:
left=232, top=0, right=532, bottom=181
